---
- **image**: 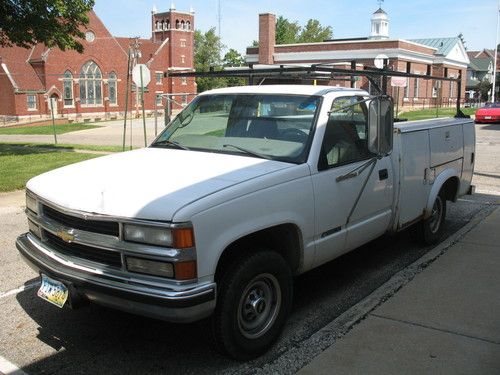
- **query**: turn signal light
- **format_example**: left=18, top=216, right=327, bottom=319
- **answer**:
left=174, top=261, right=197, bottom=280
left=173, top=228, right=195, bottom=248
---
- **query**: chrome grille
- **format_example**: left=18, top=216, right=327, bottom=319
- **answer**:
left=44, top=230, right=122, bottom=268
left=42, top=204, right=119, bottom=237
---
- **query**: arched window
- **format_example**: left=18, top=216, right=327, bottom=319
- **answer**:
left=108, top=72, right=117, bottom=105
left=176, top=19, right=180, bottom=29
left=157, top=21, right=162, bottom=30
left=166, top=20, right=170, bottom=29
left=63, top=70, right=74, bottom=107
left=79, top=61, right=102, bottom=106
left=186, top=21, right=191, bottom=30
left=181, top=20, right=185, bottom=29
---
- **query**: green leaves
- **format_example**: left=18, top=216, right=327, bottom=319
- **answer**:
left=0, top=0, right=94, bottom=53
left=275, top=16, right=333, bottom=45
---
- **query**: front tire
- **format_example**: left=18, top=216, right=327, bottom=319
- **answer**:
left=412, top=191, right=447, bottom=245
left=211, top=250, right=292, bottom=360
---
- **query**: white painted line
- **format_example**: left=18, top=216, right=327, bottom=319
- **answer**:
left=0, top=282, right=39, bottom=300
left=0, top=355, right=28, bottom=375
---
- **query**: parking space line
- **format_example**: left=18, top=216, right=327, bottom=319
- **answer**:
left=0, top=355, right=28, bottom=375
left=0, top=282, right=39, bottom=300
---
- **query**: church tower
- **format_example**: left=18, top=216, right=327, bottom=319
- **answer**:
left=369, top=7, right=389, bottom=40
left=151, top=3, right=195, bottom=68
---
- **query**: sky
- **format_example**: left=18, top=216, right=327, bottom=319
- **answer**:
left=94, top=0, right=498, bottom=55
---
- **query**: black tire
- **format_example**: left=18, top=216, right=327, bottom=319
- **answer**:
left=211, top=250, right=293, bottom=360
left=412, top=191, right=447, bottom=245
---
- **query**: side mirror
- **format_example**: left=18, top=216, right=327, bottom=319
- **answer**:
left=368, top=96, right=394, bottom=156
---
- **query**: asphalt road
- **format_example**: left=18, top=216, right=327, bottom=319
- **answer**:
left=0, top=123, right=499, bottom=374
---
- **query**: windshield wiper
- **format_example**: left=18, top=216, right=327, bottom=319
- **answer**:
left=222, top=144, right=273, bottom=160
left=152, top=139, right=190, bottom=150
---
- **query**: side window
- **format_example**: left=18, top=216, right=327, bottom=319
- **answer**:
left=319, top=96, right=371, bottom=169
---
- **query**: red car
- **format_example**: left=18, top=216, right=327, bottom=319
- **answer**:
left=475, top=103, right=500, bottom=124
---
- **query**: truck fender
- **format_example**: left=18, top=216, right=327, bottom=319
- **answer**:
left=424, top=168, right=460, bottom=219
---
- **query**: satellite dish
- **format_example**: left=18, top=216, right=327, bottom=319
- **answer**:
left=374, top=54, right=389, bottom=69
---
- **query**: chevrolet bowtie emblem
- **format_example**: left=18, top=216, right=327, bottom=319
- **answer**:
left=56, top=229, right=75, bottom=243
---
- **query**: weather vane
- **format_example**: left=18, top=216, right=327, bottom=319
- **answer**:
left=378, top=0, right=384, bottom=8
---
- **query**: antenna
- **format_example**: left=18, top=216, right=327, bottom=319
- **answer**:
left=217, top=0, right=222, bottom=41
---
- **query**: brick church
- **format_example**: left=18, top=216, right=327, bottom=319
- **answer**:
left=246, top=8, right=470, bottom=110
left=0, top=5, right=195, bottom=121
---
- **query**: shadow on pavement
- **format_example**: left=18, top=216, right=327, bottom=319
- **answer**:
left=481, top=124, right=500, bottom=130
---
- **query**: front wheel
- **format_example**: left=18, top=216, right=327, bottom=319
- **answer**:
left=211, top=250, right=293, bottom=360
left=412, top=191, right=447, bottom=245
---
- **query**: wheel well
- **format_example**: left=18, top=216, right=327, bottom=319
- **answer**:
left=214, top=224, right=302, bottom=283
left=441, top=176, right=460, bottom=202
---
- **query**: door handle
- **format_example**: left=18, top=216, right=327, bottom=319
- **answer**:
left=378, top=169, right=388, bottom=180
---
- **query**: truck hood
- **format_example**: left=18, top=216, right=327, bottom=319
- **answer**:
left=27, top=148, right=293, bottom=221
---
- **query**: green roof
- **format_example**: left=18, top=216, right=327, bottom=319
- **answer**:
left=409, top=37, right=461, bottom=56
left=469, top=57, right=492, bottom=72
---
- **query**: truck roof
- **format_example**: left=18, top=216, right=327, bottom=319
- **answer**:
left=200, top=85, right=368, bottom=97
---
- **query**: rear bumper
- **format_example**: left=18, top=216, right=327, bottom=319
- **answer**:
left=475, top=116, right=500, bottom=123
left=16, top=233, right=216, bottom=323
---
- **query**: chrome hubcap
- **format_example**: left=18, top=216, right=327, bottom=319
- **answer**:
left=429, top=196, right=443, bottom=234
left=238, top=273, right=281, bottom=339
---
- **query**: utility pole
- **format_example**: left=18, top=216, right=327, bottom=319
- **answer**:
left=217, top=0, right=222, bottom=57
left=492, top=0, right=500, bottom=102
left=131, top=37, right=142, bottom=116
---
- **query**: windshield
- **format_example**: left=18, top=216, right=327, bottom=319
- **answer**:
left=151, top=94, right=321, bottom=163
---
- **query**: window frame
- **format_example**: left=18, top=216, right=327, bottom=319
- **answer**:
left=26, top=94, right=37, bottom=110
left=63, top=70, right=74, bottom=107
left=155, top=72, right=163, bottom=85
left=319, top=95, right=373, bottom=171
left=108, top=71, right=118, bottom=106
left=79, top=61, right=103, bottom=107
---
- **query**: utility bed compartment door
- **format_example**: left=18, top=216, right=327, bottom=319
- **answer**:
left=429, top=125, right=463, bottom=167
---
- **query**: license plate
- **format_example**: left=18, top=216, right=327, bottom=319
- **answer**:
left=484, top=116, right=492, bottom=119
left=37, top=274, right=68, bottom=308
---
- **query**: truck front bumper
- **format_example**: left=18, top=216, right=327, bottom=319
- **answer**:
left=16, top=233, right=216, bottom=323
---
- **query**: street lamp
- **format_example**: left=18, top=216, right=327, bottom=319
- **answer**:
left=492, top=0, right=500, bottom=102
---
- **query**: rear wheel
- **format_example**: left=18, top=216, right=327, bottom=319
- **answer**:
left=412, top=191, right=447, bottom=245
left=211, top=250, right=292, bottom=360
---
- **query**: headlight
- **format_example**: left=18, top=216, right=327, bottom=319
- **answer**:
left=126, top=257, right=174, bottom=278
left=123, top=224, right=194, bottom=248
left=26, top=193, right=38, bottom=214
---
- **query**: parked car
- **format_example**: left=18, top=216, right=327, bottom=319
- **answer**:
left=475, top=102, right=500, bottom=123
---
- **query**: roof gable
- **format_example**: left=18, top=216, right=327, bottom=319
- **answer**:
left=410, top=37, right=469, bottom=65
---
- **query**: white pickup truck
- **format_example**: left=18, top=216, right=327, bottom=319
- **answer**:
left=17, top=85, right=475, bottom=359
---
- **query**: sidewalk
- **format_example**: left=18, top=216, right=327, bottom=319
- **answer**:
left=298, top=207, right=500, bottom=374
left=0, top=117, right=166, bottom=146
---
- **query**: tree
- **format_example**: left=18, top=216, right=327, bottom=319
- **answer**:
left=194, top=27, right=227, bottom=92
left=478, top=79, right=492, bottom=102
left=275, top=16, right=300, bottom=45
left=223, top=48, right=244, bottom=67
left=223, top=48, right=245, bottom=87
left=274, top=16, right=333, bottom=45
left=298, top=19, right=333, bottom=43
left=0, top=0, right=95, bottom=53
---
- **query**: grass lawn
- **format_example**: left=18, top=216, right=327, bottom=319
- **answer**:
left=0, top=142, right=124, bottom=153
left=0, top=143, right=103, bottom=192
left=399, top=107, right=476, bottom=121
left=0, top=123, right=101, bottom=135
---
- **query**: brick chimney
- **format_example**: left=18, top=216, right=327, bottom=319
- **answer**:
left=259, top=13, right=276, bottom=65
